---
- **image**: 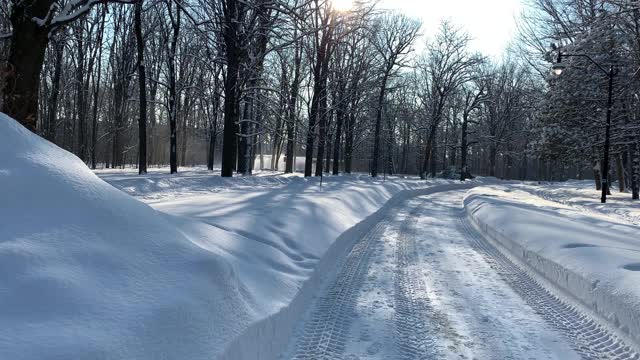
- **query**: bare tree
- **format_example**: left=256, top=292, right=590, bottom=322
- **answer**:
left=135, top=0, right=148, bottom=174
left=416, top=22, right=481, bottom=178
left=369, top=12, right=420, bottom=177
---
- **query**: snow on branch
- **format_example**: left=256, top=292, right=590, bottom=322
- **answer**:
left=39, top=0, right=137, bottom=30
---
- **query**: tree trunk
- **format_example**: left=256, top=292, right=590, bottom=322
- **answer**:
left=207, top=122, right=217, bottom=171
left=238, top=94, right=254, bottom=175
left=90, top=43, right=103, bottom=170
left=324, top=126, right=332, bottom=174
left=285, top=116, right=296, bottom=173
left=221, top=0, right=244, bottom=177
left=135, top=0, right=148, bottom=174
left=75, top=24, right=88, bottom=162
left=285, top=50, right=301, bottom=173
left=459, top=113, right=469, bottom=181
left=632, top=141, right=639, bottom=200
left=371, top=72, right=389, bottom=177
left=305, top=78, right=321, bottom=177
left=305, top=13, right=334, bottom=177
left=207, top=90, right=220, bottom=171
left=45, top=38, right=65, bottom=142
left=332, top=84, right=345, bottom=175
left=489, top=145, right=497, bottom=177
left=89, top=9, right=105, bottom=170
left=148, top=61, right=160, bottom=166
left=221, top=60, right=239, bottom=176
left=344, top=111, right=355, bottom=174
left=386, top=117, right=395, bottom=176
left=442, top=116, right=448, bottom=171
left=430, top=137, right=437, bottom=177
left=421, top=124, right=437, bottom=179
left=593, top=160, right=603, bottom=191
left=616, top=153, right=625, bottom=192
left=167, top=2, right=181, bottom=174
left=2, top=1, right=51, bottom=131
left=179, top=111, right=188, bottom=167
left=315, top=83, right=329, bottom=177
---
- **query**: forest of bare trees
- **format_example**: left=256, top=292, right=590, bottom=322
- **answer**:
left=1, top=0, right=638, bottom=199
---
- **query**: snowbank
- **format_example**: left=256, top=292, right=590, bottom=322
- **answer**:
left=0, top=114, right=259, bottom=359
left=464, top=186, right=640, bottom=347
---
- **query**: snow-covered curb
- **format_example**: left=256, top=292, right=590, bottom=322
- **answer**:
left=221, top=183, right=478, bottom=360
left=464, top=187, right=640, bottom=348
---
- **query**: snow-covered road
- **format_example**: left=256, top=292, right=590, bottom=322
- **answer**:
left=283, top=191, right=634, bottom=360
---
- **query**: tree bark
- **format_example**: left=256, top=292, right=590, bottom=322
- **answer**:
left=221, top=0, right=244, bottom=177
left=89, top=9, right=105, bottom=170
left=285, top=38, right=302, bottom=174
left=90, top=34, right=104, bottom=170
left=489, top=145, right=497, bottom=177
left=616, top=153, right=625, bottom=192
left=459, top=112, right=470, bottom=181
left=344, top=111, right=355, bottom=174
left=2, top=1, right=51, bottom=131
left=45, top=38, right=65, bottom=142
left=135, top=0, right=148, bottom=174
left=371, top=72, right=389, bottom=177
left=305, top=72, right=322, bottom=177
left=593, top=160, right=603, bottom=191
left=305, top=11, right=335, bottom=177
left=75, top=23, right=88, bottom=161
left=238, top=95, right=253, bottom=175
left=332, top=82, right=346, bottom=175
left=167, top=1, right=181, bottom=174
left=314, top=77, right=329, bottom=177
left=632, top=141, right=639, bottom=200
left=421, top=124, right=437, bottom=179
left=207, top=83, right=220, bottom=171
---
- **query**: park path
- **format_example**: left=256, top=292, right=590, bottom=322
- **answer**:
left=283, top=191, right=638, bottom=360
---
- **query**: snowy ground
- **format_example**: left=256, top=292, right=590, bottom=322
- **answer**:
left=466, top=185, right=640, bottom=355
left=284, top=191, right=581, bottom=359
left=510, top=180, right=640, bottom=225
left=94, top=166, right=477, bottom=359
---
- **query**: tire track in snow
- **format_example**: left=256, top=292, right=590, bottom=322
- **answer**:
left=290, top=220, right=387, bottom=359
left=394, top=204, right=441, bottom=359
left=459, top=215, right=640, bottom=360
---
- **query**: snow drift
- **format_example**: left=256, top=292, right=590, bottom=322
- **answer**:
left=464, top=186, right=640, bottom=348
left=0, top=114, right=254, bottom=359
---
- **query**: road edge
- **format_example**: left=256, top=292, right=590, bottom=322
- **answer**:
left=220, top=183, right=477, bottom=360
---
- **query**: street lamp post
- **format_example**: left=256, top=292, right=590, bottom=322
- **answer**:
left=552, top=51, right=617, bottom=203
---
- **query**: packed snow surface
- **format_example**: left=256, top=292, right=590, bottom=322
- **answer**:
left=465, top=185, right=640, bottom=346
left=284, top=191, right=581, bottom=359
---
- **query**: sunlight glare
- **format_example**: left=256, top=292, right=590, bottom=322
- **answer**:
left=332, top=0, right=353, bottom=12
